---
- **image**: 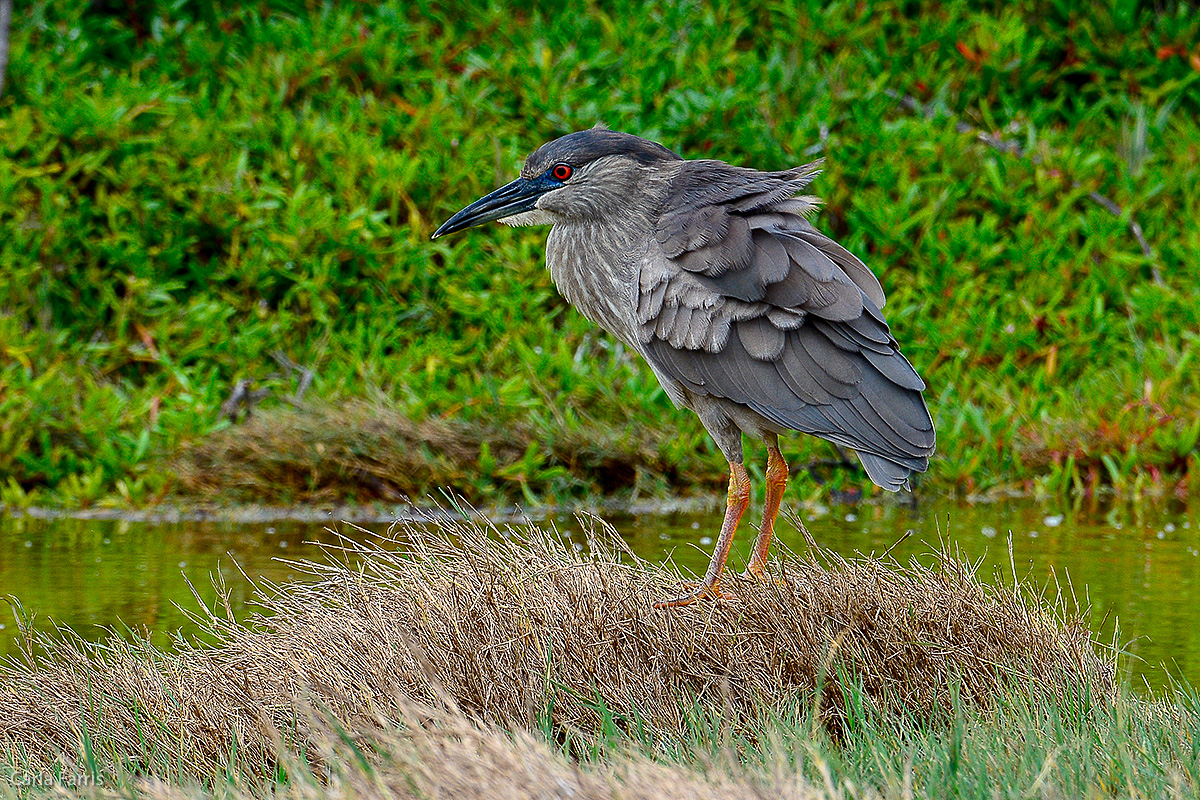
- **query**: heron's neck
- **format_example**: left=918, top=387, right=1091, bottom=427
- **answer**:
left=545, top=212, right=653, bottom=349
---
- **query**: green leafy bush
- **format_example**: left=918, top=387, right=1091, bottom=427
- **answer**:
left=1, top=1, right=1198, bottom=506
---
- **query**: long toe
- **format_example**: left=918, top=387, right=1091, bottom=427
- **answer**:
left=654, top=580, right=737, bottom=608
left=740, top=564, right=771, bottom=582
left=737, top=569, right=788, bottom=592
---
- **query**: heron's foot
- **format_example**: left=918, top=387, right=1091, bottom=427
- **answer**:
left=654, top=579, right=736, bottom=608
left=740, top=567, right=770, bottom=583
left=741, top=559, right=769, bottom=582
left=739, top=564, right=788, bottom=591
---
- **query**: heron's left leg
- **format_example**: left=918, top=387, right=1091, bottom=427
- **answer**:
left=655, top=461, right=750, bottom=608
left=743, top=444, right=788, bottom=579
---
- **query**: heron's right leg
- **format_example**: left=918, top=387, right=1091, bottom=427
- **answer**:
left=655, top=461, right=750, bottom=608
left=743, top=444, right=788, bottom=580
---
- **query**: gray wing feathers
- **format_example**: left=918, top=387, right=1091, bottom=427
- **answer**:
left=809, top=235, right=886, bottom=309
left=775, top=337, right=835, bottom=405
left=767, top=308, right=806, bottom=329
left=639, top=160, right=935, bottom=489
left=674, top=213, right=753, bottom=277
left=813, top=316, right=892, bottom=354
left=737, top=317, right=785, bottom=361
left=751, top=231, right=790, bottom=283
left=658, top=161, right=823, bottom=217
left=654, top=205, right=729, bottom=257
left=796, top=326, right=860, bottom=388
left=782, top=233, right=836, bottom=281
left=858, top=453, right=914, bottom=492
left=863, top=348, right=926, bottom=391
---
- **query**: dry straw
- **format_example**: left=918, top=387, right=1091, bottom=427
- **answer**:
left=169, top=399, right=670, bottom=504
left=0, top=509, right=1113, bottom=786
left=125, top=696, right=847, bottom=800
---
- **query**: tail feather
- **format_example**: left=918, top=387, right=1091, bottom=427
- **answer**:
left=857, top=451, right=919, bottom=492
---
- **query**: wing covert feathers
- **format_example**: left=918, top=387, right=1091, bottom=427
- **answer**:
left=640, top=159, right=934, bottom=489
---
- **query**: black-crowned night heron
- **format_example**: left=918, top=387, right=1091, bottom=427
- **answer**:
left=433, top=129, right=935, bottom=607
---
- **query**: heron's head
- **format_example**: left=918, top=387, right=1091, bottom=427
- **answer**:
left=432, top=129, right=681, bottom=239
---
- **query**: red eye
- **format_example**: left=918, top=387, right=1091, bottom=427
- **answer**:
left=551, top=163, right=573, bottom=181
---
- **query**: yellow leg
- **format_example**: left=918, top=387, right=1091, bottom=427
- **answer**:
left=655, top=462, right=751, bottom=608
left=743, top=445, right=788, bottom=580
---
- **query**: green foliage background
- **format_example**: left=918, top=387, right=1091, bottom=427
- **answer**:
left=2, top=0, right=1199, bottom=507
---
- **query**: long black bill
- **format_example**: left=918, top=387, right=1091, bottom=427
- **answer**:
left=431, top=176, right=547, bottom=239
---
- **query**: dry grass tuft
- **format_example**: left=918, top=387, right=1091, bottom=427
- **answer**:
left=125, top=698, right=840, bottom=800
left=0, top=512, right=1112, bottom=787
left=169, top=400, right=503, bottom=503
left=168, top=400, right=675, bottom=504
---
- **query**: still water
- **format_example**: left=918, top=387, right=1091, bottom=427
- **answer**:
left=1, top=500, right=1198, bottom=690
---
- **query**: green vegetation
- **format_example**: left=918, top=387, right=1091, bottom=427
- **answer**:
left=2, top=1, right=1200, bottom=508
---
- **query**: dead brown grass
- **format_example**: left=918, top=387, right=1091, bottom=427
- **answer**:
left=124, top=700, right=845, bottom=800
left=169, top=399, right=506, bottom=503
left=168, top=400, right=677, bottom=504
left=0, top=512, right=1112, bottom=791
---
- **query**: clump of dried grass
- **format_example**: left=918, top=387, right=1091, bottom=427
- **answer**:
left=119, top=698, right=842, bottom=800
left=169, top=400, right=501, bottom=503
left=0, top=512, right=1113, bottom=786
left=169, top=400, right=676, bottom=504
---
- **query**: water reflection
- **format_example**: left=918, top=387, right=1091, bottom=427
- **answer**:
left=1, top=500, right=1197, bottom=690
left=0, top=515, right=389, bottom=655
